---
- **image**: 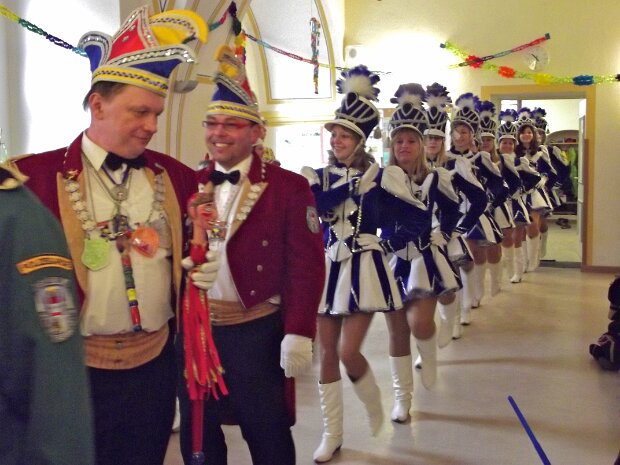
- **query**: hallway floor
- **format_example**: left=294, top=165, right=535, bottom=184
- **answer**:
left=165, top=267, right=620, bottom=465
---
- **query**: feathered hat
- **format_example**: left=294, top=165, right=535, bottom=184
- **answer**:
left=497, top=109, right=518, bottom=141
left=477, top=100, right=498, bottom=139
left=424, top=82, right=451, bottom=138
left=206, top=45, right=262, bottom=124
left=324, top=65, right=380, bottom=142
left=532, top=107, right=549, bottom=134
left=452, top=93, right=480, bottom=133
left=78, top=5, right=207, bottom=97
left=388, top=83, right=429, bottom=138
left=516, top=107, right=537, bottom=132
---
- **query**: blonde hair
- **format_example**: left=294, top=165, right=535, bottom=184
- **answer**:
left=327, top=127, right=374, bottom=172
left=389, top=128, right=430, bottom=183
left=424, top=136, right=450, bottom=167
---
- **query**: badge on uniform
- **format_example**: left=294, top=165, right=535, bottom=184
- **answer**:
left=306, top=206, right=320, bottom=234
left=33, top=277, right=78, bottom=343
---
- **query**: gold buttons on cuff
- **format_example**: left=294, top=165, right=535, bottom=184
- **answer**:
left=257, top=265, right=263, bottom=272
left=250, top=290, right=256, bottom=296
left=262, top=240, right=269, bottom=247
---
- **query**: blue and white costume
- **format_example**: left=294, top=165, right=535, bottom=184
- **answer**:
left=381, top=166, right=461, bottom=300
left=303, top=163, right=427, bottom=315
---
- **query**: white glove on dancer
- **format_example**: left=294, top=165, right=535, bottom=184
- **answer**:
left=182, top=250, right=220, bottom=290
left=280, top=334, right=313, bottom=378
left=357, top=163, right=379, bottom=195
left=356, top=233, right=387, bottom=253
left=430, top=230, right=448, bottom=247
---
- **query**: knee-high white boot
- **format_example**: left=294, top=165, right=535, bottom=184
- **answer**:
left=540, top=231, right=548, bottom=259
left=511, top=246, right=524, bottom=283
left=313, top=381, right=344, bottom=463
left=437, top=299, right=458, bottom=348
left=452, top=291, right=463, bottom=339
left=488, top=261, right=502, bottom=296
left=351, top=368, right=384, bottom=436
left=503, top=246, right=514, bottom=284
left=389, top=355, right=413, bottom=423
left=522, top=239, right=529, bottom=272
left=459, top=268, right=474, bottom=324
left=415, top=334, right=438, bottom=389
left=472, top=263, right=485, bottom=308
left=526, top=235, right=540, bottom=272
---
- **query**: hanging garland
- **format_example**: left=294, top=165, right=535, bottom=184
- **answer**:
left=442, top=39, right=620, bottom=86
left=447, top=33, right=551, bottom=68
left=310, top=17, right=321, bottom=94
left=0, top=4, right=87, bottom=56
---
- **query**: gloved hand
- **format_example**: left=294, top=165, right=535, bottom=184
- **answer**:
left=357, top=163, right=379, bottom=195
left=430, top=230, right=448, bottom=247
left=536, top=175, right=548, bottom=189
left=280, top=334, right=313, bottom=378
left=183, top=250, right=219, bottom=290
left=355, top=233, right=386, bottom=253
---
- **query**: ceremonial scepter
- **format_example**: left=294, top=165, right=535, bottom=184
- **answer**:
left=184, top=191, right=228, bottom=465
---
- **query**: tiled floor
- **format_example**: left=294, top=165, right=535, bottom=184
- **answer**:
left=165, top=267, right=620, bottom=465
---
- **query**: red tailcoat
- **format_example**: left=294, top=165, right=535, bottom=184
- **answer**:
left=14, top=133, right=197, bottom=313
left=198, top=154, right=325, bottom=423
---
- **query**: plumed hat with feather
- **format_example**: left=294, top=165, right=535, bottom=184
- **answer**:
left=477, top=100, right=498, bottom=139
left=452, top=93, right=480, bottom=133
left=497, top=109, right=518, bottom=141
left=388, top=83, right=429, bottom=138
left=424, top=82, right=451, bottom=138
left=532, top=107, right=549, bottom=134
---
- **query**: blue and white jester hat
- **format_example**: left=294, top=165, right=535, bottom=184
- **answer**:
left=389, top=83, right=429, bottom=138
left=452, top=93, right=480, bottom=133
left=325, top=65, right=380, bottom=142
left=532, top=107, right=549, bottom=134
left=78, top=5, right=207, bottom=97
left=497, top=109, right=518, bottom=141
left=424, top=82, right=451, bottom=138
left=477, top=100, right=498, bottom=139
left=206, top=45, right=262, bottom=124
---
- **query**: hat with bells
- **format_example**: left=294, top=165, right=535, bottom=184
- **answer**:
left=388, top=83, right=429, bottom=138
left=497, top=109, right=518, bottom=141
left=532, top=107, right=549, bottom=134
left=206, top=45, right=262, bottom=124
left=452, top=93, right=481, bottom=133
left=477, top=100, right=498, bottom=139
left=324, top=65, right=381, bottom=142
left=78, top=5, right=207, bottom=97
left=424, top=82, right=451, bottom=138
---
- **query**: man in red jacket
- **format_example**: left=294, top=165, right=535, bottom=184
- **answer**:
left=12, top=7, right=210, bottom=465
left=177, top=45, right=325, bottom=465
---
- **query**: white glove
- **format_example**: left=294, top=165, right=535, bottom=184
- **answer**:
left=280, top=334, right=313, bottom=378
left=430, top=230, right=448, bottom=247
left=536, top=175, right=548, bottom=189
left=184, top=250, right=219, bottom=290
left=355, top=233, right=386, bottom=253
left=357, top=163, right=379, bottom=195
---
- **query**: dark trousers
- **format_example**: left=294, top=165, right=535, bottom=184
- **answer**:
left=89, top=336, right=176, bottom=465
left=177, top=312, right=295, bottom=465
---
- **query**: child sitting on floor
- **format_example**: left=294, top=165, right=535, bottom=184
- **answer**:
left=589, top=275, right=620, bottom=371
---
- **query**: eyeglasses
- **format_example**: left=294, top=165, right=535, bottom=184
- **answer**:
left=202, top=120, right=252, bottom=132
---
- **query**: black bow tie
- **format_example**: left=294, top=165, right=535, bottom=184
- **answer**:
left=210, top=169, right=240, bottom=185
left=104, top=152, right=147, bottom=171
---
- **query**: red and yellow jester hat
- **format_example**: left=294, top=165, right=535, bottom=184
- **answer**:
left=78, top=5, right=207, bottom=97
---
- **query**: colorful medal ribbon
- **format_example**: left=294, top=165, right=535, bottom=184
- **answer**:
left=184, top=192, right=228, bottom=465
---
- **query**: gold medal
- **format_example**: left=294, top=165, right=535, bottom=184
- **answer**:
left=82, top=237, right=110, bottom=270
left=131, top=226, right=160, bottom=258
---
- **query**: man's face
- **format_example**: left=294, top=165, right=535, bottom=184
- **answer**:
left=204, top=115, right=259, bottom=170
left=89, top=85, right=164, bottom=158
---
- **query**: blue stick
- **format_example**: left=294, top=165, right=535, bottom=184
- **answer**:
left=507, top=395, right=551, bottom=465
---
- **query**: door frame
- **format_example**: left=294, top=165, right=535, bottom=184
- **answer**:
left=481, top=84, right=596, bottom=269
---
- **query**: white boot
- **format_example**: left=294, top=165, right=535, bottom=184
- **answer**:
left=511, top=247, right=524, bottom=283
left=452, top=292, right=463, bottom=339
left=472, top=264, right=485, bottom=308
left=437, top=300, right=458, bottom=348
left=503, top=246, right=515, bottom=284
left=488, top=261, right=502, bottom=296
left=522, top=240, right=529, bottom=273
left=389, top=355, right=413, bottom=423
left=526, top=235, right=540, bottom=272
left=351, top=368, right=384, bottom=436
left=459, top=268, right=473, bottom=324
left=540, top=231, right=548, bottom=259
left=313, top=381, right=343, bottom=463
left=416, top=335, right=438, bottom=389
